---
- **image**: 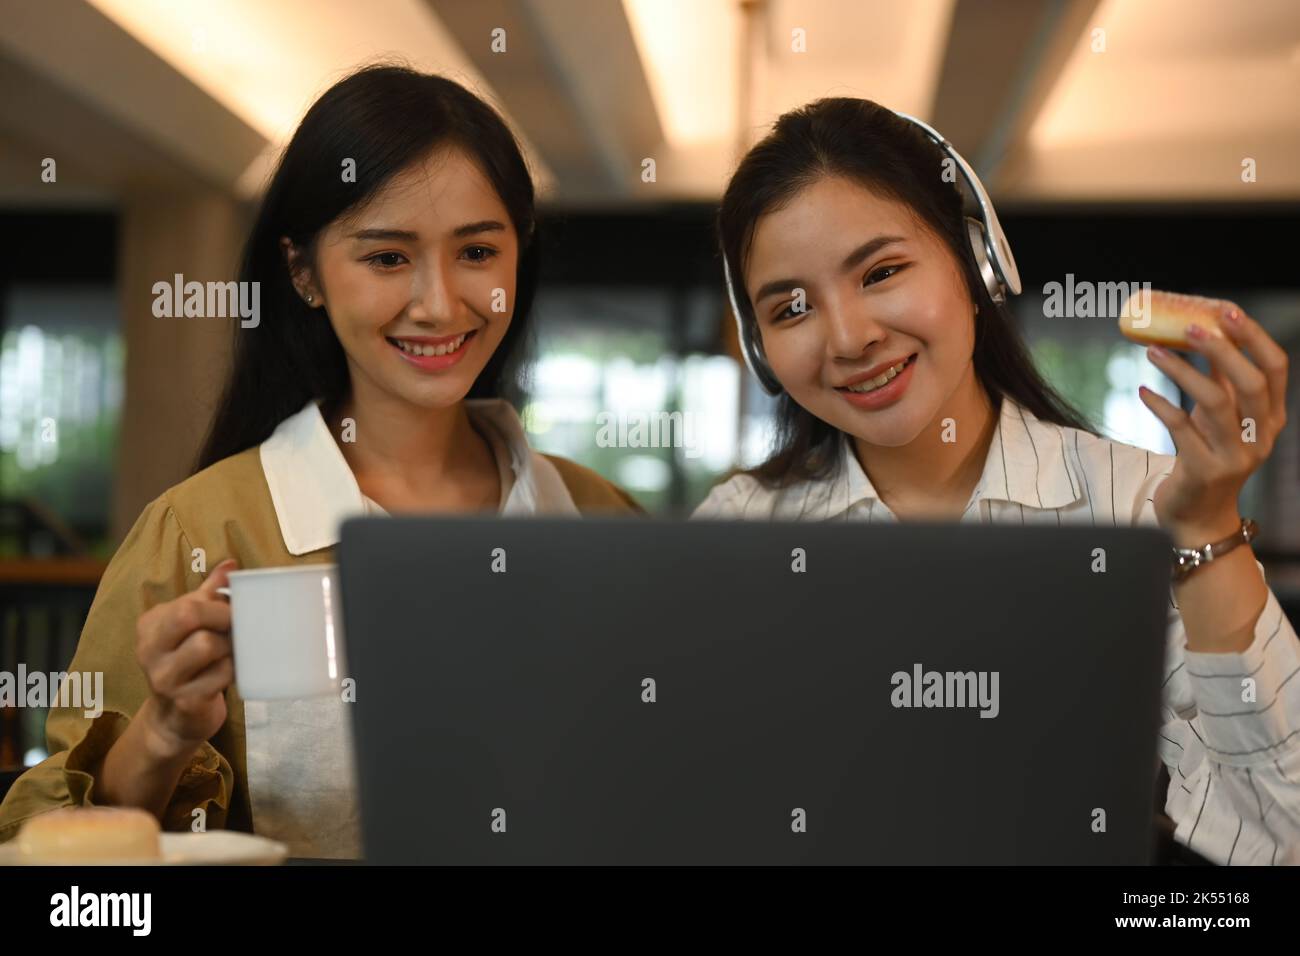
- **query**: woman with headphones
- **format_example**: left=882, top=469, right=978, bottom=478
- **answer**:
left=697, top=98, right=1298, bottom=864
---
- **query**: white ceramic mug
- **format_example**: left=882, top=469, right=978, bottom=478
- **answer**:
left=216, top=564, right=346, bottom=700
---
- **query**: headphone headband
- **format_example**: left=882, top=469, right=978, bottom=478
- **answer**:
left=724, top=109, right=1020, bottom=395
left=891, top=111, right=1021, bottom=298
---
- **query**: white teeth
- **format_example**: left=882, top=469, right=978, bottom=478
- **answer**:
left=393, top=333, right=468, bottom=357
left=846, top=357, right=911, bottom=393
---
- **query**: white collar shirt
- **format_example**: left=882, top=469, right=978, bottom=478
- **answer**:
left=260, top=398, right=579, bottom=557
left=245, top=398, right=577, bottom=859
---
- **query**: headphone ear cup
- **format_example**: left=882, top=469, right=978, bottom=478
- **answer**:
left=724, top=254, right=784, bottom=394
left=744, top=322, right=783, bottom=395
left=965, top=216, right=1005, bottom=304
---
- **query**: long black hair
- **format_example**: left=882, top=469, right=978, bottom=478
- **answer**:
left=195, top=64, right=539, bottom=472
left=718, top=97, right=1094, bottom=486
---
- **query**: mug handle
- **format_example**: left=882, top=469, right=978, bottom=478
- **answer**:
left=216, top=586, right=232, bottom=598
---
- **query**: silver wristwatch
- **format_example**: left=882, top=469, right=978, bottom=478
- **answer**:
left=1171, top=518, right=1259, bottom=582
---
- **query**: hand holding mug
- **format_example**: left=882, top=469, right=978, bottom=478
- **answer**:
left=135, top=559, right=239, bottom=758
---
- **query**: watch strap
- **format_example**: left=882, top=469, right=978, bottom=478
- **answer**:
left=1172, top=518, right=1259, bottom=582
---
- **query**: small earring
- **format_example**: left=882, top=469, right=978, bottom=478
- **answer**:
left=306, top=294, right=314, bottom=304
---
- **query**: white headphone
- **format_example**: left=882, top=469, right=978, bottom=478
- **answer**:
left=722, top=110, right=1022, bottom=395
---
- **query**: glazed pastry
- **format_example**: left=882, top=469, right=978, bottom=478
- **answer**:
left=1118, top=289, right=1228, bottom=348
left=15, top=806, right=162, bottom=861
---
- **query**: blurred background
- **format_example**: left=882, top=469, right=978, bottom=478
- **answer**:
left=0, top=0, right=1298, bottom=771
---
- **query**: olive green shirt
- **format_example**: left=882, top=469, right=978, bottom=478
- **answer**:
left=0, top=402, right=640, bottom=845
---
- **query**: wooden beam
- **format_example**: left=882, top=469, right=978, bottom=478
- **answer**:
left=928, top=0, right=1102, bottom=185
left=0, top=0, right=267, bottom=193
left=427, top=0, right=663, bottom=201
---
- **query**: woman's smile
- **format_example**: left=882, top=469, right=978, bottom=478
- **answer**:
left=836, top=352, right=918, bottom=410
left=384, top=329, right=478, bottom=371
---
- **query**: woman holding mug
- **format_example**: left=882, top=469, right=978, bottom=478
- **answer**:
left=0, top=65, right=639, bottom=859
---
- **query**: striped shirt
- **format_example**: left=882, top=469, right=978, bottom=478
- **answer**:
left=693, top=393, right=1300, bottom=865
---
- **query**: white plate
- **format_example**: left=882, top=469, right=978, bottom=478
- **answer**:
left=0, top=831, right=289, bottom=866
